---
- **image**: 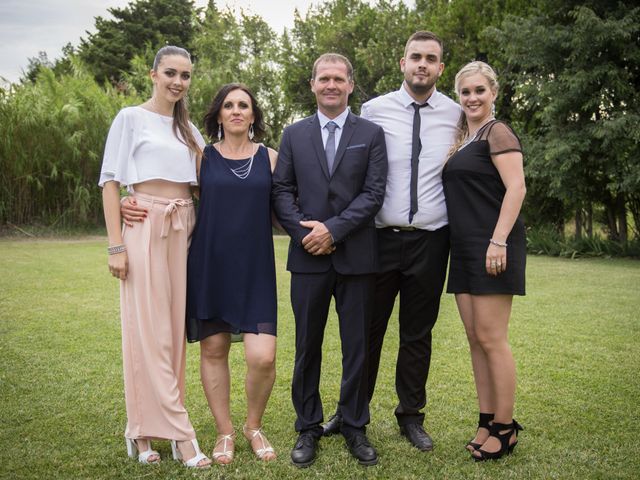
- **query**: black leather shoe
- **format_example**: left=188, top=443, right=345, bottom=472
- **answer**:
left=400, top=423, right=433, bottom=451
left=291, top=433, right=318, bottom=468
left=345, top=433, right=378, bottom=466
left=321, top=413, right=343, bottom=436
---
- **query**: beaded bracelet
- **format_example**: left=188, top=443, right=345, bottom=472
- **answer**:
left=108, top=244, right=126, bottom=255
left=489, top=238, right=508, bottom=247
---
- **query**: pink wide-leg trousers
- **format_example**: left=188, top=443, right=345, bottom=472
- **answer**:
left=120, top=193, right=196, bottom=441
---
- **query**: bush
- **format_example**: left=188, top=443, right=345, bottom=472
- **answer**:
left=526, top=227, right=640, bottom=258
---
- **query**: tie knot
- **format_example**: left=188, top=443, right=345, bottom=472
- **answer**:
left=325, top=121, right=338, bottom=133
left=412, top=102, right=428, bottom=112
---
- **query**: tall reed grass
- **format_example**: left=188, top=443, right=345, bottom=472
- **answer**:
left=0, top=61, right=138, bottom=227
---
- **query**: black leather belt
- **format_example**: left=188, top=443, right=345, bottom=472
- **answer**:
left=384, top=226, right=419, bottom=232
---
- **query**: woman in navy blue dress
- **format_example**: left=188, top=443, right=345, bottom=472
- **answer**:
left=186, top=84, right=278, bottom=464
left=442, top=62, right=526, bottom=461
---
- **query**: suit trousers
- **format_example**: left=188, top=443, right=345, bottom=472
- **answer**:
left=368, top=226, right=450, bottom=426
left=291, top=267, right=375, bottom=436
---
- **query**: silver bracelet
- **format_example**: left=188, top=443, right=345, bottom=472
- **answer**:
left=108, top=244, right=126, bottom=255
left=489, top=238, right=508, bottom=247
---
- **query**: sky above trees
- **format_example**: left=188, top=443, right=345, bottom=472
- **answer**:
left=1, top=0, right=637, bottom=242
left=0, top=0, right=382, bottom=83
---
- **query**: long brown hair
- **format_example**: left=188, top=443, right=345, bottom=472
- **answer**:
left=152, top=46, right=201, bottom=157
left=448, top=61, right=499, bottom=158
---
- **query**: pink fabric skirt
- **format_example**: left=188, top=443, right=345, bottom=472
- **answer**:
left=120, top=193, right=196, bottom=440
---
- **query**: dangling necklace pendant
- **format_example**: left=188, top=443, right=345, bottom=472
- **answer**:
left=222, top=142, right=256, bottom=180
left=228, top=156, right=254, bottom=180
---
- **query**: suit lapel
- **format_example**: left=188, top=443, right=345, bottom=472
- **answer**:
left=309, top=115, right=330, bottom=180
left=331, top=112, right=357, bottom=176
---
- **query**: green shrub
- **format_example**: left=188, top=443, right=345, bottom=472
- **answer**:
left=527, top=227, right=640, bottom=258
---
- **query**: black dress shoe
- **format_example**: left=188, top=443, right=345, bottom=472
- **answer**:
left=345, top=433, right=378, bottom=466
left=321, top=413, right=343, bottom=436
left=400, top=423, right=433, bottom=451
left=291, top=432, right=318, bottom=468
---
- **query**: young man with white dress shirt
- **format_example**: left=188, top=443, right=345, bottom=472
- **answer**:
left=322, top=31, right=461, bottom=453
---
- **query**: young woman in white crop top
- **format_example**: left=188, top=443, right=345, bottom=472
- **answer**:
left=99, top=45, right=211, bottom=469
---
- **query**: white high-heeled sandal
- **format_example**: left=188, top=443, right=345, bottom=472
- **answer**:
left=243, top=425, right=276, bottom=461
left=125, top=437, right=160, bottom=464
left=170, top=438, right=211, bottom=468
left=211, top=432, right=235, bottom=465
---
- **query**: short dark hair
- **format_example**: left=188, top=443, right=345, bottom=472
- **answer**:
left=203, top=83, right=266, bottom=141
left=312, top=53, right=354, bottom=81
left=404, top=31, right=443, bottom=58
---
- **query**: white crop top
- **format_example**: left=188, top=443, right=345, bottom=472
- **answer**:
left=98, top=106, right=205, bottom=189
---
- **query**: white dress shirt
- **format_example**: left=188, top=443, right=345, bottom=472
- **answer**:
left=361, top=83, right=460, bottom=230
left=317, top=108, right=349, bottom=151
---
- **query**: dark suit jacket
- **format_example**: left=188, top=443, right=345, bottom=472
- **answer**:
left=272, top=111, right=388, bottom=275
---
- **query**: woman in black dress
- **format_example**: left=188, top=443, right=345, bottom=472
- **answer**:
left=186, top=84, right=278, bottom=464
left=442, top=61, right=526, bottom=461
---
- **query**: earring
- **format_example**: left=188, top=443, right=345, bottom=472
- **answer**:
left=248, top=123, right=255, bottom=141
left=491, top=103, right=496, bottom=116
left=217, top=124, right=222, bottom=141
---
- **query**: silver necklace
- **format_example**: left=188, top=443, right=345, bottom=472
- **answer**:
left=146, top=97, right=172, bottom=117
left=458, top=133, right=477, bottom=151
left=221, top=142, right=256, bottom=180
left=459, top=117, right=495, bottom=151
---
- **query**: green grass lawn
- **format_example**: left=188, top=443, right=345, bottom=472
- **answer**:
left=1, top=236, right=639, bottom=479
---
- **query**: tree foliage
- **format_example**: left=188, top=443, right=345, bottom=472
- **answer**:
left=78, top=0, right=198, bottom=85
left=281, top=0, right=421, bottom=115
left=188, top=2, right=290, bottom=146
left=487, top=2, right=640, bottom=241
left=1, top=0, right=638, bottom=247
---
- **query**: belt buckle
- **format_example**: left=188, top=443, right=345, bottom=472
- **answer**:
left=391, top=226, right=416, bottom=232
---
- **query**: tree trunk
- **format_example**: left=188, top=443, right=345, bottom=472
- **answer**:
left=575, top=208, right=583, bottom=241
left=629, top=195, right=640, bottom=240
left=551, top=199, right=565, bottom=237
left=586, top=203, right=593, bottom=238
left=605, top=201, right=619, bottom=241
left=617, top=194, right=628, bottom=244
left=556, top=217, right=565, bottom=237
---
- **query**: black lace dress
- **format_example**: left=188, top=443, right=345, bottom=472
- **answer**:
left=442, top=120, right=526, bottom=295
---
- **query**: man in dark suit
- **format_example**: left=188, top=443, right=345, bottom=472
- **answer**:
left=321, top=31, right=460, bottom=453
left=272, top=53, right=388, bottom=467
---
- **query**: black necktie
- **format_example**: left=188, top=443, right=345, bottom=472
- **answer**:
left=410, top=102, right=428, bottom=224
left=325, top=121, right=338, bottom=174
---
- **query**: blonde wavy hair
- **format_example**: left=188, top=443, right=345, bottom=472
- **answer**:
left=448, top=61, right=499, bottom=157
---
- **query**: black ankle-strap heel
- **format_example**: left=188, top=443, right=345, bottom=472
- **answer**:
left=473, top=419, right=523, bottom=461
left=508, top=419, right=523, bottom=453
left=466, top=412, right=494, bottom=451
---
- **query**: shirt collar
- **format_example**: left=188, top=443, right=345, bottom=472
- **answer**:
left=317, top=108, right=349, bottom=129
left=399, top=82, right=440, bottom=110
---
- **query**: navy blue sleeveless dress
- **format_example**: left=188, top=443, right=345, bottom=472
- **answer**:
left=186, top=144, right=277, bottom=341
